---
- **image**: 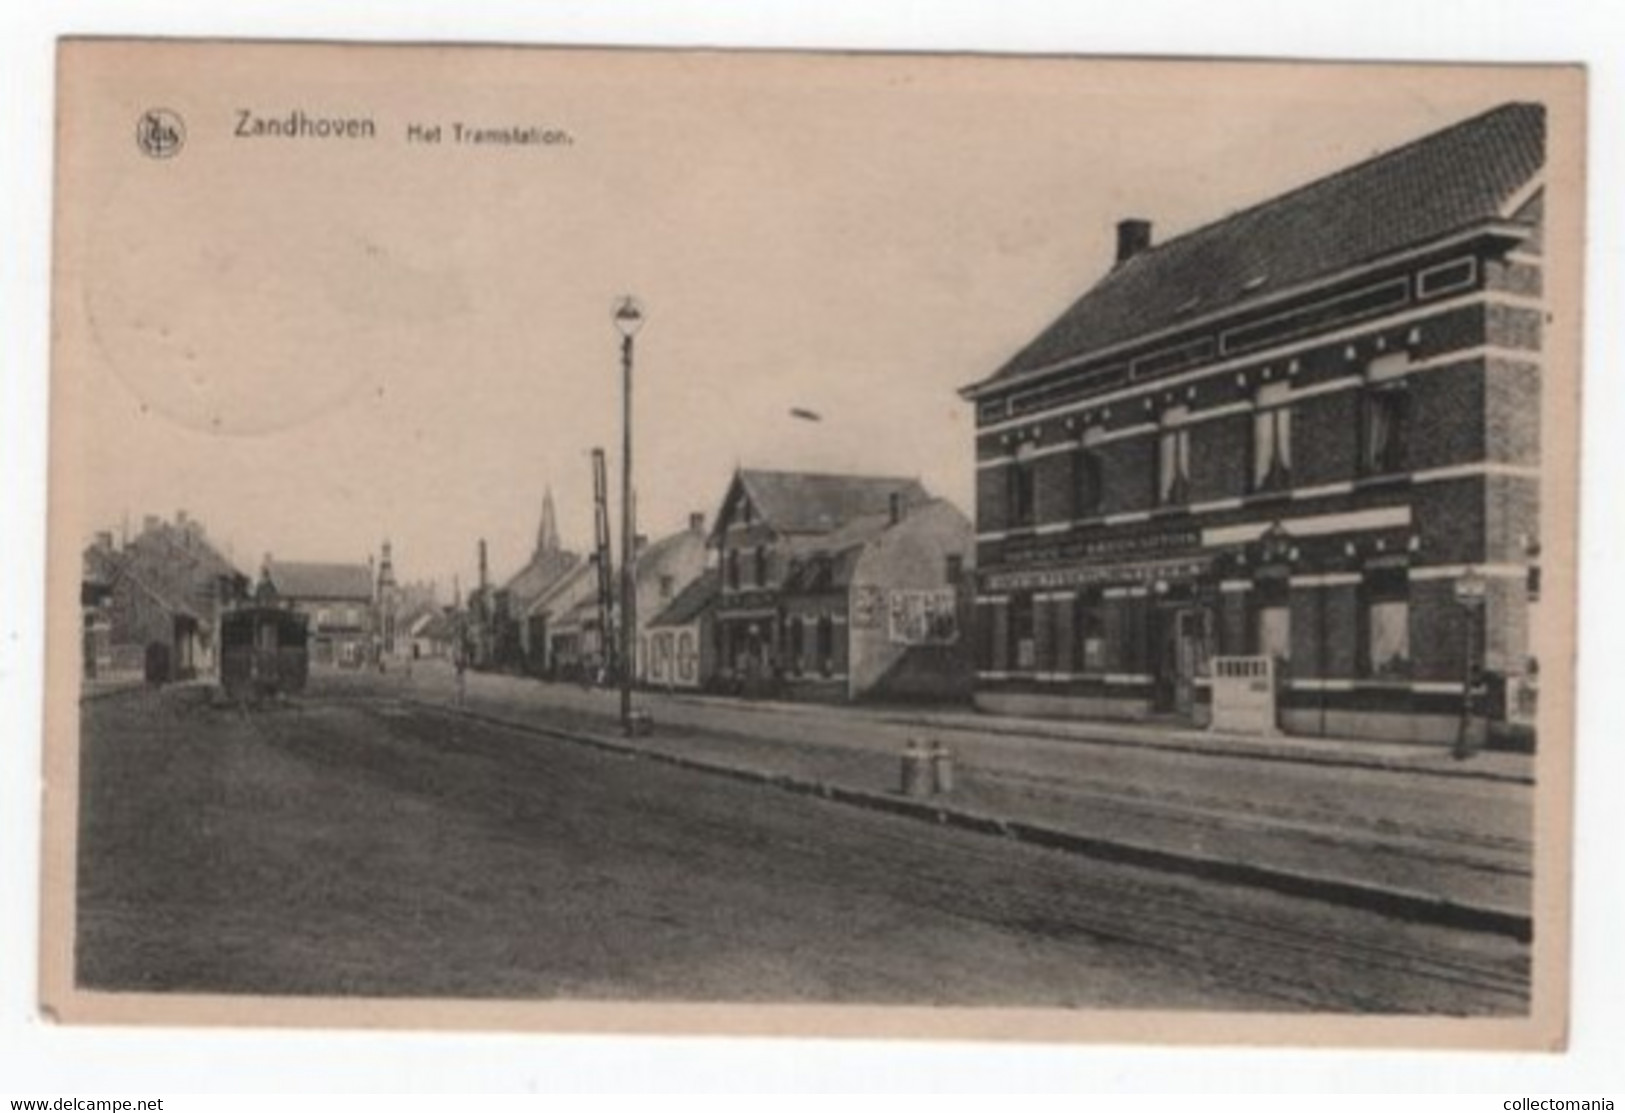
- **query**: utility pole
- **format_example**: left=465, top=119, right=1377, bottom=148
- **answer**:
left=612, top=296, right=645, bottom=733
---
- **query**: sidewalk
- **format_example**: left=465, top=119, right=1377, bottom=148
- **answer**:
left=672, top=691, right=1535, bottom=785
left=378, top=664, right=1533, bottom=938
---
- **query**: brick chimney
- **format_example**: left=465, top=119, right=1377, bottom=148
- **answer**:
left=1116, top=218, right=1153, bottom=265
left=93, top=530, right=114, bottom=551
left=889, top=491, right=906, bottom=526
left=689, top=512, right=705, bottom=535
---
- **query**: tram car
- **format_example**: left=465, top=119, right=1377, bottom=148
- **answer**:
left=220, top=605, right=310, bottom=699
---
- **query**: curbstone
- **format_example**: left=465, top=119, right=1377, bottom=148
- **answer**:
left=402, top=694, right=1532, bottom=942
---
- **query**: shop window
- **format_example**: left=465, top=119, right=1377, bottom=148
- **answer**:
left=816, top=615, right=835, bottom=677
left=1075, top=593, right=1106, bottom=673
left=1008, top=459, right=1036, bottom=528
left=1009, top=592, right=1036, bottom=671
left=1362, top=571, right=1411, bottom=678
left=1073, top=448, right=1103, bottom=518
left=1157, top=412, right=1191, bottom=506
left=1252, top=394, right=1293, bottom=493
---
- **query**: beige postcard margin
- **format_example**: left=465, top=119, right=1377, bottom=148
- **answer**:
left=39, top=39, right=1585, bottom=1049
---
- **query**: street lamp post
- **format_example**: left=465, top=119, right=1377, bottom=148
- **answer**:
left=612, top=296, right=645, bottom=735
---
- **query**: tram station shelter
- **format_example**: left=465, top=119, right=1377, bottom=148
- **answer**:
left=960, top=103, right=1546, bottom=745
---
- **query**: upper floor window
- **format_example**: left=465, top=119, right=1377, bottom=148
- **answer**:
left=1007, top=449, right=1036, bottom=528
left=1156, top=408, right=1191, bottom=506
left=1252, top=382, right=1293, bottom=493
left=726, top=549, right=741, bottom=590
left=1361, top=353, right=1410, bottom=476
left=1073, top=446, right=1103, bottom=518
left=659, top=574, right=675, bottom=600
left=754, top=546, right=769, bottom=587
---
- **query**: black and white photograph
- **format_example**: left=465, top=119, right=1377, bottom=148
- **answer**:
left=37, top=40, right=1583, bottom=1049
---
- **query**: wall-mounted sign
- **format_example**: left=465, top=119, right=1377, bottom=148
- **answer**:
left=1001, top=525, right=1202, bottom=567
left=985, top=555, right=1211, bottom=593
left=851, top=585, right=886, bottom=629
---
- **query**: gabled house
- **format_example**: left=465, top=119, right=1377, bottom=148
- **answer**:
left=707, top=468, right=974, bottom=701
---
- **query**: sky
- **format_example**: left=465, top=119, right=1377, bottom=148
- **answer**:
left=55, top=44, right=1556, bottom=595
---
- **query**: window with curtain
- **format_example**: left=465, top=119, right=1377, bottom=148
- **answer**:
left=1252, top=406, right=1293, bottom=491
left=1367, top=600, right=1410, bottom=677
left=1157, top=427, right=1191, bottom=505
left=1357, top=353, right=1411, bottom=477
left=1362, top=569, right=1412, bottom=678
left=1361, top=385, right=1409, bottom=475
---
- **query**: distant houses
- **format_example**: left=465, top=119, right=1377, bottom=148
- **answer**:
left=259, top=557, right=377, bottom=668
left=80, top=512, right=250, bottom=683
left=491, top=489, right=580, bottom=671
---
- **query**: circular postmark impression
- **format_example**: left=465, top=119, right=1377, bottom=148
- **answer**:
left=136, top=109, right=185, bottom=159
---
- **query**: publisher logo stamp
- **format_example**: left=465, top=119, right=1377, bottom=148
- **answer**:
left=136, top=109, right=185, bottom=159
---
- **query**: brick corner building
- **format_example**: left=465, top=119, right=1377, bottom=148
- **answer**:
left=960, top=102, right=1546, bottom=746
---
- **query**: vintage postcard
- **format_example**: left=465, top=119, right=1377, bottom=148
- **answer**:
left=41, top=39, right=1584, bottom=1048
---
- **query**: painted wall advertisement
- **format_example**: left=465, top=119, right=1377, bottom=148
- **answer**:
left=887, top=588, right=960, bottom=645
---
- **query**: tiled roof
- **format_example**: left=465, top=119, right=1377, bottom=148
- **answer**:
left=727, top=469, right=931, bottom=537
left=522, top=557, right=598, bottom=618
left=977, top=102, right=1545, bottom=388
left=266, top=560, right=374, bottom=601
left=419, top=611, right=463, bottom=641
left=500, top=548, right=580, bottom=610
left=648, top=569, right=718, bottom=628
left=114, top=521, right=248, bottom=618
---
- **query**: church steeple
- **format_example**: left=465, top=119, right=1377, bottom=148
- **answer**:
left=536, top=486, right=561, bottom=557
